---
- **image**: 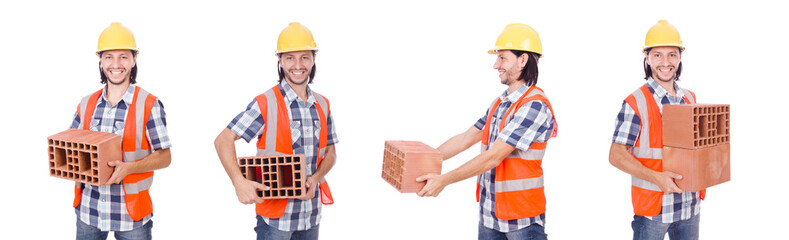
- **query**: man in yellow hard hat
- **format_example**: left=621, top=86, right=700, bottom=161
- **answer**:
left=416, top=23, right=557, bottom=240
left=68, top=22, right=172, bottom=239
left=609, top=20, right=702, bottom=240
left=215, top=22, right=337, bottom=240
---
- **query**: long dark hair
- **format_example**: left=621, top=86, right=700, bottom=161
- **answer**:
left=643, top=47, right=682, bottom=81
left=277, top=51, right=316, bottom=83
left=511, top=50, right=540, bottom=86
left=98, top=50, right=138, bottom=84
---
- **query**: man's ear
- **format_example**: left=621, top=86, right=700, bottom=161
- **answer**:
left=518, top=53, right=529, bottom=68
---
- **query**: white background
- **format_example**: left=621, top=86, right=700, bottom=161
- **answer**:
left=1, top=0, right=786, bottom=239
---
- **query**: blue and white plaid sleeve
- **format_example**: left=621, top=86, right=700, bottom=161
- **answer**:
left=496, top=101, right=554, bottom=152
left=227, top=99, right=265, bottom=143
left=70, top=110, right=80, bottom=129
left=146, top=99, right=171, bottom=151
left=326, top=110, right=338, bottom=146
left=612, top=101, right=641, bottom=147
left=474, top=108, right=490, bottom=130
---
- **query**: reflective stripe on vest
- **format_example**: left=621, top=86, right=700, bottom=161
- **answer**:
left=73, top=86, right=157, bottom=221
left=254, top=85, right=334, bottom=218
left=477, top=85, right=557, bottom=220
left=626, top=84, right=697, bottom=216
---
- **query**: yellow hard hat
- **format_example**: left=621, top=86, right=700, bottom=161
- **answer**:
left=276, top=22, right=318, bottom=55
left=96, top=22, right=138, bottom=55
left=643, top=20, right=684, bottom=52
left=488, top=23, right=542, bottom=56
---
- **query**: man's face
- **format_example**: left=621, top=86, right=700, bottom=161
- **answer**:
left=493, top=50, right=527, bottom=85
left=100, top=50, right=136, bottom=85
left=279, top=50, right=315, bottom=86
left=646, top=46, right=682, bottom=82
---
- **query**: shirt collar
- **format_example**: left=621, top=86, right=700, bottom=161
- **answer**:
left=279, top=80, right=315, bottom=106
left=98, top=84, right=136, bottom=107
left=499, top=83, right=530, bottom=103
left=646, top=77, right=685, bottom=99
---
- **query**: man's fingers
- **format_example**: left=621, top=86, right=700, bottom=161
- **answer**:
left=665, top=171, right=683, bottom=180
left=253, top=182, right=270, bottom=191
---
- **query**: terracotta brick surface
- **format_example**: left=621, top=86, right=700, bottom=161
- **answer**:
left=47, top=129, right=121, bottom=185
left=382, top=141, right=442, bottom=193
left=663, top=143, right=731, bottom=192
left=663, top=104, right=730, bottom=149
left=238, top=154, right=306, bottom=199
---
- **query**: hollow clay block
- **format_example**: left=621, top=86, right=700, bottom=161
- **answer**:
left=382, top=140, right=443, bottom=193
left=663, top=143, right=730, bottom=192
left=237, top=154, right=307, bottom=199
left=663, top=104, right=730, bottom=149
left=47, top=129, right=121, bottom=185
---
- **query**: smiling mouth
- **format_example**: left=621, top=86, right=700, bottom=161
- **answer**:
left=291, top=70, right=307, bottom=76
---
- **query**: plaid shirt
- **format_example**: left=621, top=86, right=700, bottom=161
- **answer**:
left=69, top=84, right=171, bottom=231
left=472, top=84, right=555, bottom=232
left=612, top=77, right=701, bottom=223
left=227, top=81, right=338, bottom=232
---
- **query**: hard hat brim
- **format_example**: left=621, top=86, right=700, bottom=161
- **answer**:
left=96, top=47, right=139, bottom=55
left=274, top=47, right=319, bottom=55
left=642, top=44, right=685, bottom=52
left=488, top=48, right=543, bottom=57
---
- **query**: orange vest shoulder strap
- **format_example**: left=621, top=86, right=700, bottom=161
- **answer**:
left=687, top=89, right=696, bottom=103
left=255, top=93, right=269, bottom=149
left=313, top=92, right=330, bottom=165
left=81, top=89, right=103, bottom=130
left=638, top=85, right=663, bottom=148
left=255, top=85, right=295, bottom=154
left=122, top=87, right=142, bottom=152
left=140, top=92, right=157, bottom=150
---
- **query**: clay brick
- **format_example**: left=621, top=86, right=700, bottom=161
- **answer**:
left=663, top=104, right=730, bottom=149
left=238, top=154, right=306, bottom=199
left=663, top=143, right=730, bottom=192
left=382, top=141, right=442, bottom=193
left=47, top=129, right=121, bottom=185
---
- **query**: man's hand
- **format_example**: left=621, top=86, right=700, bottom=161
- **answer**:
left=416, top=173, right=447, bottom=197
left=653, top=171, right=683, bottom=193
left=104, top=149, right=171, bottom=185
left=296, top=176, right=319, bottom=200
left=106, top=160, right=131, bottom=185
left=234, top=179, right=269, bottom=204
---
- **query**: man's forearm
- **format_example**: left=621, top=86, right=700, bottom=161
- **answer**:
left=129, top=148, right=171, bottom=173
left=442, top=139, right=513, bottom=185
left=215, top=128, right=245, bottom=183
left=437, top=126, right=482, bottom=161
left=311, top=145, right=336, bottom=180
left=609, top=143, right=659, bottom=184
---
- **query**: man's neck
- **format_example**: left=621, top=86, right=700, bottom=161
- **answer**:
left=653, top=77, right=677, bottom=97
left=105, top=81, right=130, bottom=106
left=285, top=80, right=309, bottom=102
left=507, top=80, right=526, bottom=96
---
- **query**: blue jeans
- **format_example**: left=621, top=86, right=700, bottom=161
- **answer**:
left=632, top=214, right=700, bottom=240
left=478, top=223, right=547, bottom=240
left=76, top=218, right=152, bottom=240
left=255, top=215, right=319, bottom=240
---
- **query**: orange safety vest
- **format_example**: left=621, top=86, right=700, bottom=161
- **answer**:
left=478, top=85, right=557, bottom=220
left=624, top=84, right=705, bottom=216
left=254, top=85, right=334, bottom=218
left=74, top=86, right=158, bottom=221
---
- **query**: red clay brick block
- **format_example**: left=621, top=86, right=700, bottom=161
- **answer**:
left=663, top=144, right=730, bottom=192
left=47, top=129, right=121, bottom=185
left=382, top=140, right=442, bottom=193
left=238, top=154, right=306, bottom=199
left=663, top=104, right=730, bottom=149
